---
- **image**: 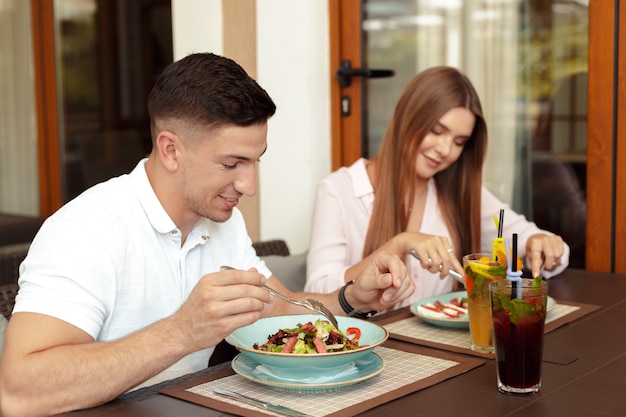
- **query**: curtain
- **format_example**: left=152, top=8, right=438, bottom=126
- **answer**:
left=462, top=1, right=519, bottom=209
left=0, top=0, right=39, bottom=215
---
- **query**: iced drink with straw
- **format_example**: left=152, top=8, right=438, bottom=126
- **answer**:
left=463, top=253, right=507, bottom=352
left=490, top=277, right=548, bottom=394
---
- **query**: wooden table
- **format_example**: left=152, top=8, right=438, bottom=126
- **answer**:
left=62, top=269, right=626, bottom=417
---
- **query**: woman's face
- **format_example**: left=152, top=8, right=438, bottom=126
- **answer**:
left=415, top=106, right=475, bottom=180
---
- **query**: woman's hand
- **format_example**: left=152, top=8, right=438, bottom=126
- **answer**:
left=392, top=232, right=463, bottom=279
left=525, top=233, right=565, bottom=277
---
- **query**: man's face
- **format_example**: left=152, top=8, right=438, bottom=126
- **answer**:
left=178, top=123, right=268, bottom=223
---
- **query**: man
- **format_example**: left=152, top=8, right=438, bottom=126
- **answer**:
left=0, top=53, right=414, bottom=417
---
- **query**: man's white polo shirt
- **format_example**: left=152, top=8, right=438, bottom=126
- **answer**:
left=14, top=159, right=271, bottom=389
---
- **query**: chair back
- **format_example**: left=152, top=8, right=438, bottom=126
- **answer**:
left=0, top=248, right=27, bottom=319
left=0, top=250, right=26, bottom=286
left=0, top=283, right=18, bottom=320
left=252, top=239, right=290, bottom=257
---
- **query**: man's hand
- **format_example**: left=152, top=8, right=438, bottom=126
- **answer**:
left=346, top=251, right=413, bottom=312
left=171, top=268, right=271, bottom=351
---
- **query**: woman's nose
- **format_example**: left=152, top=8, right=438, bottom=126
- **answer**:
left=435, top=136, right=453, bottom=157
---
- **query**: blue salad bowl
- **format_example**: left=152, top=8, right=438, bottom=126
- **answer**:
left=225, top=314, right=388, bottom=374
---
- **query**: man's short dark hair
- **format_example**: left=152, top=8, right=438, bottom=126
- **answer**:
left=147, top=53, right=276, bottom=132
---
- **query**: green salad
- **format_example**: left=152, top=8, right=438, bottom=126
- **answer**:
left=253, top=319, right=363, bottom=354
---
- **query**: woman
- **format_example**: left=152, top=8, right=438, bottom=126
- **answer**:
left=305, top=66, right=569, bottom=308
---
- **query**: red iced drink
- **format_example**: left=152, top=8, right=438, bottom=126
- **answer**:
left=490, top=278, right=548, bottom=394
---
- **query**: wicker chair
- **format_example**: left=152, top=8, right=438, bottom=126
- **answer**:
left=0, top=283, right=18, bottom=320
left=0, top=249, right=27, bottom=286
left=252, top=239, right=290, bottom=257
left=0, top=248, right=27, bottom=319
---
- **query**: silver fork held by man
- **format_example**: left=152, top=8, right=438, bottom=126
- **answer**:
left=219, top=265, right=340, bottom=328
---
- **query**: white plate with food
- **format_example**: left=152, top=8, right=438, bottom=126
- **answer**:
left=410, top=291, right=470, bottom=329
left=410, top=291, right=556, bottom=329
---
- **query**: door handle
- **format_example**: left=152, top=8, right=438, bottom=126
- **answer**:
left=336, top=60, right=394, bottom=88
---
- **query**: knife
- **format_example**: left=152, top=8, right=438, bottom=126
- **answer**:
left=213, top=387, right=312, bottom=417
left=410, top=250, right=465, bottom=286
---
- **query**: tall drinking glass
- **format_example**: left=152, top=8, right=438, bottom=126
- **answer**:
left=463, top=253, right=507, bottom=352
left=490, top=278, right=548, bottom=394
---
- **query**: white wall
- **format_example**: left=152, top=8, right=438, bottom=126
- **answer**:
left=171, top=0, right=331, bottom=255
left=256, top=1, right=331, bottom=254
left=172, top=0, right=222, bottom=57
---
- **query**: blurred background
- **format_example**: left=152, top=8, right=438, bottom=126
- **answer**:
left=0, top=0, right=616, bottom=271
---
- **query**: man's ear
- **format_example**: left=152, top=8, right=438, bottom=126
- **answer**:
left=155, top=131, right=180, bottom=172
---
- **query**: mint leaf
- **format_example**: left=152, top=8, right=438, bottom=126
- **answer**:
left=509, top=298, right=536, bottom=324
left=498, top=294, right=544, bottom=325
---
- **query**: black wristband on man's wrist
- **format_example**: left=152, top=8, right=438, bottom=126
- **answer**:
left=338, top=280, right=377, bottom=319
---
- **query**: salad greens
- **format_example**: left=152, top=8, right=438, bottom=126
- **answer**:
left=253, top=319, right=362, bottom=354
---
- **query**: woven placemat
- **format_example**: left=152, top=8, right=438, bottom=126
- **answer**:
left=160, top=340, right=484, bottom=417
left=376, top=300, right=601, bottom=359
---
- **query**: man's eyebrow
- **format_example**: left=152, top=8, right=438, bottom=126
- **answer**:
left=225, top=146, right=267, bottom=161
left=229, top=155, right=251, bottom=161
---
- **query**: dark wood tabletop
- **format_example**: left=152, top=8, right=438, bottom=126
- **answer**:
left=61, top=268, right=626, bottom=417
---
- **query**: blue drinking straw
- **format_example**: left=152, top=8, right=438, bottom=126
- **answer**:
left=505, top=236, right=522, bottom=299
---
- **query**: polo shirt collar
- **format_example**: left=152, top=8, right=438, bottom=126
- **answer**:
left=129, top=159, right=214, bottom=242
left=129, top=159, right=178, bottom=235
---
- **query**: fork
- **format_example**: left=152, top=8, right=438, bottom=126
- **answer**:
left=410, top=250, right=465, bottom=286
left=219, top=266, right=340, bottom=329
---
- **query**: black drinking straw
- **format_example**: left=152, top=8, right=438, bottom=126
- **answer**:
left=498, top=209, right=504, bottom=238
left=511, top=233, right=518, bottom=300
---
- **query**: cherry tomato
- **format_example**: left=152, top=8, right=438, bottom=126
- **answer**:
left=347, top=327, right=361, bottom=340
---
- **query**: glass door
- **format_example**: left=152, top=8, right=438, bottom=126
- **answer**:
left=0, top=0, right=173, bottom=248
left=356, top=0, right=588, bottom=268
left=54, top=0, right=173, bottom=201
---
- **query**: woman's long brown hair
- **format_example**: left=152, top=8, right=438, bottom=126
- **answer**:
left=363, top=66, right=488, bottom=259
